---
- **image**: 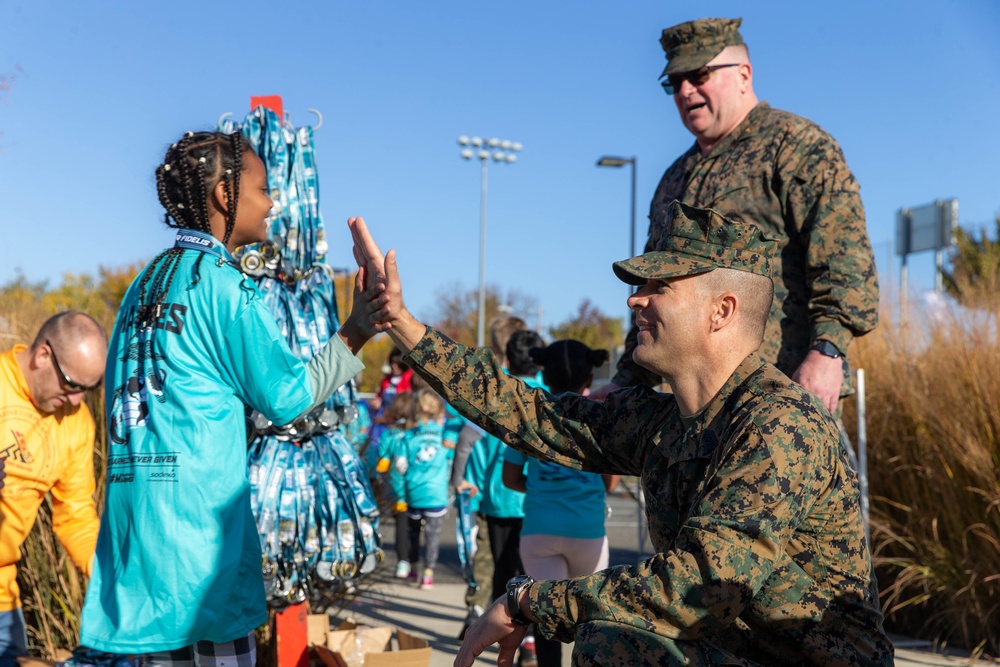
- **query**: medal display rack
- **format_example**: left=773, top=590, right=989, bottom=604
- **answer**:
left=220, top=95, right=381, bottom=667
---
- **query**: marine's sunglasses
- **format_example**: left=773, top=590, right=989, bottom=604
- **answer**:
left=661, top=63, right=740, bottom=95
left=46, top=338, right=100, bottom=392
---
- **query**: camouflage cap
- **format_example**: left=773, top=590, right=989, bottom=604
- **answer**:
left=659, top=17, right=744, bottom=78
left=613, top=200, right=775, bottom=285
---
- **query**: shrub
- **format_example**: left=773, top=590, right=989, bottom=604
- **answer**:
left=2, top=273, right=119, bottom=656
left=844, top=299, right=1000, bottom=658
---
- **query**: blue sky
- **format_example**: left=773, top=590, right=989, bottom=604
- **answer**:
left=1, top=1, right=998, bottom=332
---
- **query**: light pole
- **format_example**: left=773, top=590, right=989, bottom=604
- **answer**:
left=597, top=156, right=642, bottom=558
left=459, top=135, right=522, bottom=347
left=597, top=155, right=637, bottom=321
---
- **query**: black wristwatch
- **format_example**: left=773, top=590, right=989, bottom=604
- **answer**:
left=811, top=340, right=842, bottom=359
left=506, top=575, right=534, bottom=626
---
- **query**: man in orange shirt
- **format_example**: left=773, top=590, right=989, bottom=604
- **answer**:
left=0, top=311, right=105, bottom=666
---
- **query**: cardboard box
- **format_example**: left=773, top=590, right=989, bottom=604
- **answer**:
left=309, top=615, right=431, bottom=667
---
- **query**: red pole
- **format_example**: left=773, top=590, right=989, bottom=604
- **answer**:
left=274, top=601, right=309, bottom=667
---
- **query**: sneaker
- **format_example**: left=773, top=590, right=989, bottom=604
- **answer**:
left=458, top=604, right=485, bottom=640
left=394, top=560, right=411, bottom=579
left=419, top=568, right=434, bottom=589
left=518, top=634, right=537, bottom=667
left=407, top=568, right=419, bottom=581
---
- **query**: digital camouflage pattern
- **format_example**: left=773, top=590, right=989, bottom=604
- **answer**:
left=660, top=17, right=745, bottom=77
left=615, top=103, right=879, bottom=390
left=612, top=200, right=775, bottom=285
left=405, top=328, right=894, bottom=666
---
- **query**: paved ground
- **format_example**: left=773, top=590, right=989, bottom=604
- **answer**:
left=328, top=484, right=995, bottom=666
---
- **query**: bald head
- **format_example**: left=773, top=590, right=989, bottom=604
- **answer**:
left=32, top=310, right=107, bottom=352
left=19, top=311, right=107, bottom=414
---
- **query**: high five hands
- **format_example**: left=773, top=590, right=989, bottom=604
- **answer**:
left=336, top=216, right=389, bottom=353
left=348, top=216, right=533, bottom=667
left=347, top=216, right=426, bottom=352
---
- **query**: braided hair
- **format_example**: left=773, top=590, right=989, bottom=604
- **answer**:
left=136, top=131, right=247, bottom=329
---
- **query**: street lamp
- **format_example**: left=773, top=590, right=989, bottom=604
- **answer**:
left=597, top=156, right=637, bottom=324
left=597, top=155, right=644, bottom=561
left=596, top=156, right=637, bottom=259
left=459, top=135, right=523, bottom=347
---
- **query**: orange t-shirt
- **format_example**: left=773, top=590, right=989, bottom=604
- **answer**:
left=0, top=345, right=99, bottom=610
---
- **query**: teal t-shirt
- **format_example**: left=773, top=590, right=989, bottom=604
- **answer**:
left=81, top=243, right=315, bottom=652
left=381, top=427, right=407, bottom=503
left=503, top=448, right=608, bottom=539
left=399, top=422, right=451, bottom=509
left=466, top=433, right=523, bottom=518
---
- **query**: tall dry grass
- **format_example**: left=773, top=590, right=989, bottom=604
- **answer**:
left=2, top=271, right=125, bottom=656
left=844, top=297, right=1000, bottom=657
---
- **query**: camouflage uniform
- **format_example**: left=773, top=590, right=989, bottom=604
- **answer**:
left=615, top=19, right=879, bottom=391
left=405, top=204, right=892, bottom=665
left=407, top=330, right=892, bottom=666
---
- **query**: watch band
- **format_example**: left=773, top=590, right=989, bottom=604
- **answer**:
left=506, top=575, right=534, bottom=626
left=811, top=340, right=842, bottom=359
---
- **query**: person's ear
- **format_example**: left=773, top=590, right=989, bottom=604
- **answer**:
left=710, top=293, right=738, bottom=332
left=739, top=63, right=753, bottom=94
left=212, top=179, right=230, bottom=213
left=31, top=344, right=50, bottom=370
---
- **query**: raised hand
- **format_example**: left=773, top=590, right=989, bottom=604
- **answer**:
left=336, top=216, right=389, bottom=352
left=348, top=216, right=386, bottom=292
left=337, top=262, right=387, bottom=352
left=346, top=217, right=427, bottom=351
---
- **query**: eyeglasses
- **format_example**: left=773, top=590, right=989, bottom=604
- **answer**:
left=45, top=339, right=100, bottom=393
left=661, top=63, right=740, bottom=95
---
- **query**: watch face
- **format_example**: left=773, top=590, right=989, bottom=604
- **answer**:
left=507, top=575, right=534, bottom=626
left=813, top=341, right=841, bottom=358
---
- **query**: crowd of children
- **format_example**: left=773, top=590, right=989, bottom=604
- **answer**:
left=373, top=355, right=456, bottom=590
left=364, top=326, right=616, bottom=667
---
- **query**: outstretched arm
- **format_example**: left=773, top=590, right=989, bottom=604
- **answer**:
left=347, top=216, right=654, bottom=476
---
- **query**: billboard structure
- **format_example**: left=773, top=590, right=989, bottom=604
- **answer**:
left=895, top=198, right=958, bottom=298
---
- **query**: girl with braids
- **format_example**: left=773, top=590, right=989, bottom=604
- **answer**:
left=79, top=131, right=382, bottom=663
left=502, top=339, right=620, bottom=667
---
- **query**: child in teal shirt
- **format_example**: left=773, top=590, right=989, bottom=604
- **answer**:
left=375, top=391, right=416, bottom=577
left=80, top=132, right=379, bottom=660
left=396, top=389, right=451, bottom=588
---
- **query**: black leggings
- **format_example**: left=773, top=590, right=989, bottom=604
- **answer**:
left=407, top=511, right=445, bottom=570
left=485, top=515, right=523, bottom=602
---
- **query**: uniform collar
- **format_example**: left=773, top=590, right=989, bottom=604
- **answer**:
left=672, top=352, right=765, bottom=460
